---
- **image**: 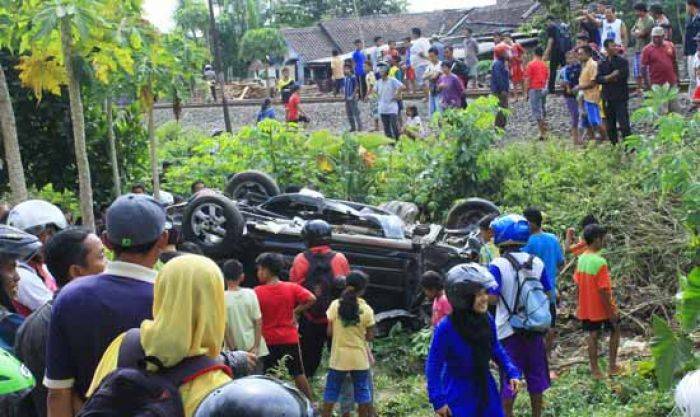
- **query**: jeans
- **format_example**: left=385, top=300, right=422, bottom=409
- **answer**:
left=324, top=369, right=372, bottom=404
left=344, top=99, right=363, bottom=131
left=380, top=114, right=400, bottom=139
left=356, top=74, right=368, bottom=100
left=603, top=99, right=631, bottom=144
left=428, top=92, right=441, bottom=117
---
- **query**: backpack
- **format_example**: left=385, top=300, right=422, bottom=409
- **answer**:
left=303, top=251, right=343, bottom=320
left=555, top=23, right=573, bottom=56
left=499, top=253, right=552, bottom=334
left=77, top=329, right=230, bottom=417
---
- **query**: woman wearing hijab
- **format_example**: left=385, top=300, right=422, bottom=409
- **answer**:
left=426, top=263, right=521, bottom=417
left=87, top=255, right=232, bottom=417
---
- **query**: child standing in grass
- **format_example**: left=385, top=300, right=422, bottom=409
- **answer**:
left=421, top=271, right=452, bottom=327
left=565, top=214, right=599, bottom=256
left=222, top=259, right=268, bottom=372
left=573, top=224, right=621, bottom=379
left=321, top=271, right=375, bottom=417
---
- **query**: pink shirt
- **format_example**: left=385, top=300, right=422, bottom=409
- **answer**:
left=431, top=294, right=453, bottom=326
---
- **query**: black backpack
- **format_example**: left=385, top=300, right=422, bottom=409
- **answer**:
left=77, top=329, right=229, bottom=417
left=556, top=23, right=573, bottom=55
left=303, top=251, right=344, bottom=319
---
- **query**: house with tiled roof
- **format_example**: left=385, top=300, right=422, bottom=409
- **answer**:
left=281, top=0, right=543, bottom=83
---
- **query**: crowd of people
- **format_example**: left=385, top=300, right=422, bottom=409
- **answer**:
left=0, top=191, right=699, bottom=417
left=491, top=0, right=700, bottom=144
left=252, top=0, right=700, bottom=142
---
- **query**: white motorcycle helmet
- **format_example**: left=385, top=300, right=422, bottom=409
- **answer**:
left=7, top=200, right=68, bottom=235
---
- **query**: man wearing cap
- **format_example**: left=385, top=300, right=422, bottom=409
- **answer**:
left=45, top=194, right=168, bottom=417
left=641, top=26, right=680, bottom=112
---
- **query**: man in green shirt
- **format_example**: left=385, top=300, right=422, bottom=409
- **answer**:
left=632, top=3, right=655, bottom=94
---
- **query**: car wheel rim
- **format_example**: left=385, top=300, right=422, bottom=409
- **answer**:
left=232, top=181, right=270, bottom=205
left=191, top=203, right=227, bottom=245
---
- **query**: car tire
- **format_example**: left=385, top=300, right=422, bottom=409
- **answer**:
left=445, top=198, right=500, bottom=230
left=182, top=194, right=244, bottom=258
left=380, top=201, right=419, bottom=224
left=225, top=171, right=281, bottom=205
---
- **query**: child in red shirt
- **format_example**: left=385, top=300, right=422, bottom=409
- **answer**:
left=525, top=47, right=550, bottom=140
left=573, top=224, right=621, bottom=380
left=420, top=271, right=452, bottom=327
left=254, top=252, right=316, bottom=400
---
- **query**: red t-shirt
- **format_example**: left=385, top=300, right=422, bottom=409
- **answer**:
left=286, top=92, right=300, bottom=121
left=525, top=59, right=549, bottom=90
left=255, top=281, right=314, bottom=345
left=641, top=41, right=677, bottom=86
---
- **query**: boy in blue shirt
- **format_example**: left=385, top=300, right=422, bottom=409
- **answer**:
left=522, top=207, right=564, bottom=377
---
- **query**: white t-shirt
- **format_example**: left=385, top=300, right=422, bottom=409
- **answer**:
left=424, top=61, right=443, bottom=89
left=490, top=252, right=547, bottom=340
left=410, top=37, right=431, bottom=68
left=17, top=265, right=53, bottom=312
left=224, top=288, right=269, bottom=356
left=376, top=77, right=404, bottom=115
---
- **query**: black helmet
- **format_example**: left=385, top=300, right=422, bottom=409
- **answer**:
left=301, top=220, right=332, bottom=248
left=0, top=225, right=42, bottom=262
left=194, top=375, right=313, bottom=417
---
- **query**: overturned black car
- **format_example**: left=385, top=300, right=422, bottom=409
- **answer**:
left=171, top=171, right=499, bottom=329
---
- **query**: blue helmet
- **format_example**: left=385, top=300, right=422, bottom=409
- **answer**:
left=490, top=214, right=530, bottom=247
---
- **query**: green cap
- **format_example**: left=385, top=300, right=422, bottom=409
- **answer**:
left=0, top=348, right=35, bottom=395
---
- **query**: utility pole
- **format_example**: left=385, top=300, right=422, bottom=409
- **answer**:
left=207, top=0, right=233, bottom=133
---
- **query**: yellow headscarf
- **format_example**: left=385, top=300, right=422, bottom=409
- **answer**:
left=140, top=254, right=225, bottom=368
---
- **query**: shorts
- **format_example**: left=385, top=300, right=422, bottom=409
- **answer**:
left=324, top=369, right=372, bottom=404
left=564, top=96, right=579, bottom=128
left=581, top=319, right=616, bottom=332
left=340, top=369, right=375, bottom=414
left=528, top=88, right=547, bottom=121
left=333, top=78, right=345, bottom=93
left=500, top=333, right=550, bottom=400
left=581, top=100, right=602, bottom=128
left=263, top=344, right=305, bottom=377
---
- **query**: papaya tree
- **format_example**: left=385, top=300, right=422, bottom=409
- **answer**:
left=27, top=0, right=113, bottom=230
left=0, top=0, right=28, bottom=203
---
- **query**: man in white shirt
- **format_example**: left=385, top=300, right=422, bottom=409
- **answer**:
left=410, top=27, right=432, bottom=88
left=424, top=47, right=442, bottom=116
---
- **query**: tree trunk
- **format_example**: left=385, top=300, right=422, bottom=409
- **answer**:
left=105, top=97, right=121, bottom=197
left=60, top=18, right=95, bottom=231
left=147, top=98, right=160, bottom=201
left=0, top=65, right=28, bottom=204
left=208, top=0, right=233, bottom=132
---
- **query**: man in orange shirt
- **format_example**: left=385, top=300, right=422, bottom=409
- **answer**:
left=289, top=220, right=350, bottom=378
left=573, top=224, right=621, bottom=380
left=525, top=47, right=550, bottom=140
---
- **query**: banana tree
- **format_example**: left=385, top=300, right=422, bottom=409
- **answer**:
left=0, top=0, right=28, bottom=203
